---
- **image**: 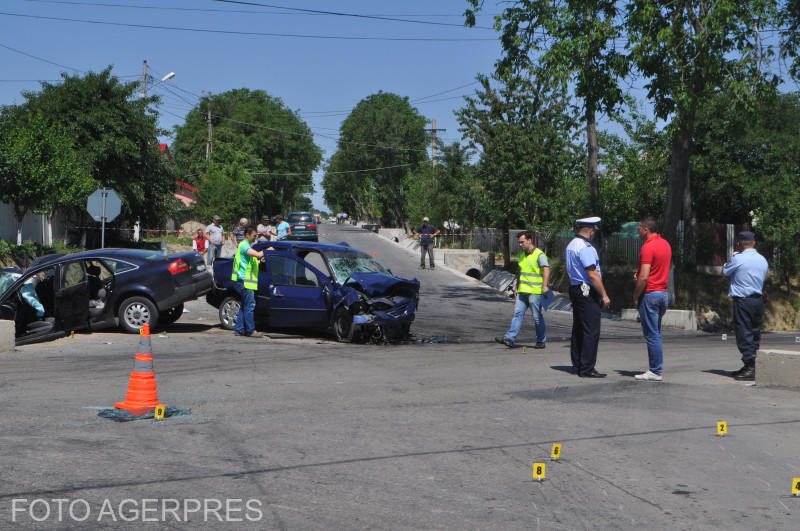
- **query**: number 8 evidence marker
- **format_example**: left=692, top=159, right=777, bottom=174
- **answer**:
left=154, top=405, right=166, bottom=420
left=532, top=462, right=546, bottom=482
left=793, top=478, right=800, bottom=497
left=717, top=421, right=727, bottom=437
left=551, top=443, right=562, bottom=461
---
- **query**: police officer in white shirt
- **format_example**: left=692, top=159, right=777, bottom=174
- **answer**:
left=566, top=217, right=610, bottom=378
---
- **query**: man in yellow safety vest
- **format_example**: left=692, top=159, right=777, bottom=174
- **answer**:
left=231, top=226, right=264, bottom=336
left=495, top=230, right=550, bottom=349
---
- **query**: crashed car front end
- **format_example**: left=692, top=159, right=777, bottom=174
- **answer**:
left=339, top=272, right=420, bottom=343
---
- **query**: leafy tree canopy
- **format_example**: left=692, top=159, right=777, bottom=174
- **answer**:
left=171, top=88, right=322, bottom=217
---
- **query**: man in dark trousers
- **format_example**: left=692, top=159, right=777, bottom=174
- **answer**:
left=413, top=217, right=440, bottom=270
left=723, top=231, right=768, bottom=381
left=566, top=217, right=610, bottom=378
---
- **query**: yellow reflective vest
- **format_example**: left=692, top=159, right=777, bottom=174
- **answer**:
left=231, top=241, right=259, bottom=290
left=518, top=248, right=545, bottom=294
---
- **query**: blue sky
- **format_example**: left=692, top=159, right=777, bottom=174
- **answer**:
left=0, top=0, right=506, bottom=212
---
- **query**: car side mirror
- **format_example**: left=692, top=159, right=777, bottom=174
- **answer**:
left=386, top=268, right=393, bottom=275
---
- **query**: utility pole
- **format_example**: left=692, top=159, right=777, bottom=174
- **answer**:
left=141, top=60, right=148, bottom=99
left=425, top=119, right=446, bottom=166
left=206, top=101, right=213, bottom=162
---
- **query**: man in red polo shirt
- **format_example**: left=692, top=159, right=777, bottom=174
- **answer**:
left=632, top=217, right=672, bottom=381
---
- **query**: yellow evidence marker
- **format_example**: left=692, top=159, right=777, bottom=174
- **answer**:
left=532, top=462, right=546, bottom=482
left=154, top=405, right=165, bottom=420
left=717, top=421, right=727, bottom=436
left=551, top=443, right=562, bottom=461
left=522, top=345, right=527, bottom=355
left=792, top=478, right=800, bottom=497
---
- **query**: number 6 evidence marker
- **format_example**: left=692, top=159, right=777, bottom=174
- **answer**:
left=792, top=478, right=800, bottom=497
left=551, top=443, right=562, bottom=461
left=532, top=462, right=546, bottom=482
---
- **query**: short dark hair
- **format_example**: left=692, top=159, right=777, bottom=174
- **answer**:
left=639, top=217, right=659, bottom=233
left=245, top=226, right=258, bottom=236
left=517, top=230, right=533, bottom=241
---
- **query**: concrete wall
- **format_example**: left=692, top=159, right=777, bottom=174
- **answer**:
left=620, top=308, right=697, bottom=331
left=0, top=320, right=14, bottom=354
left=756, top=349, right=800, bottom=388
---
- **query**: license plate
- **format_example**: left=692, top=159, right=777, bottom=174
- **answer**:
left=294, top=225, right=306, bottom=229
left=196, top=264, right=206, bottom=271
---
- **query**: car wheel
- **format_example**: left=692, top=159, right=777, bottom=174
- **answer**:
left=333, top=306, right=353, bottom=343
left=219, top=296, right=240, bottom=330
left=162, top=303, right=184, bottom=325
left=118, top=296, right=159, bottom=334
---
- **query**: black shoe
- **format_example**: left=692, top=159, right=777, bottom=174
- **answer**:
left=533, top=342, right=546, bottom=349
left=494, top=336, right=514, bottom=348
left=731, top=365, right=747, bottom=377
left=579, top=369, right=606, bottom=378
left=733, top=366, right=755, bottom=381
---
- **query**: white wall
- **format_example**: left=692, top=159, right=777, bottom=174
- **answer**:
left=0, top=201, right=67, bottom=245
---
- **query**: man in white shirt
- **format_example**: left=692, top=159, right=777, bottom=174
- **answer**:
left=205, top=215, right=226, bottom=266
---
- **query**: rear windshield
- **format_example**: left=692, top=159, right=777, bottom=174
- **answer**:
left=288, top=213, right=313, bottom=223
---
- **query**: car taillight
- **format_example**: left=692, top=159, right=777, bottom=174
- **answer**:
left=168, top=258, right=189, bottom=275
left=306, top=224, right=316, bottom=229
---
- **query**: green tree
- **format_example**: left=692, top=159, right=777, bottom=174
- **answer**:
left=466, top=0, right=629, bottom=214
left=322, top=92, right=429, bottom=231
left=20, top=67, right=177, bottom=230
left=457, top=72, right=583, bottom=268
left=0, top=111, right=90, bottom=244
left=625, top=0, right=792, bottom=246
left=193, top=146, right=257, bottom=226
left=171, top=89, right=322, bottom=216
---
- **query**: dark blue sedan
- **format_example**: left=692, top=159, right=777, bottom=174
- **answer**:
left=206, top=241, right=420, bottom=343
left=0, top=249, right=212, bottom=345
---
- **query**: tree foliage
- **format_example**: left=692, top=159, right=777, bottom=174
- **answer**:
left=322, top=92, right=428, bottom=231
left=171, top=89, right=322, bottom=218
left=18, top=67, right=177, bottom=228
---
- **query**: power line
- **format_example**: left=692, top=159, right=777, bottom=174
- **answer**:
left=213, top=0, right=495, bottom=30
left=0, top=42, right=81, bottom=72
left=248, top=163, right=416, bottom=177
left=14, top=0, right=499, bottom=18
left=0, top=11, right=497, bottom=42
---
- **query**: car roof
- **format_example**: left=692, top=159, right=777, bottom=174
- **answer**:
left=286, top=211, right=314, bottom=216
left=25, top=249, right=164, bottom=270
left=253, top=240, right=360, bottom=254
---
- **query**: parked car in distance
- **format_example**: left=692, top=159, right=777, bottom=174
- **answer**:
left=0, top=249, right=212, bottom=345
left=206, top=241, right=420, bottom=343
left=285, top=211, right=318, bottom=241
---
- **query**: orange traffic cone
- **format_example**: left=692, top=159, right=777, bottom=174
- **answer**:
left=114, top=324, right=165, bottom=415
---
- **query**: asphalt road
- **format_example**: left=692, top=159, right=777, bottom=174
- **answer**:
left=1, top=223, right=799, bottom=530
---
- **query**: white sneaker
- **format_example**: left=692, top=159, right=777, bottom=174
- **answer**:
left=634, top=370, right=663, bottom=381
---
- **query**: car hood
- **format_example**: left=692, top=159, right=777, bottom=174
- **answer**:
left=345, top=272, right=419, bottom=297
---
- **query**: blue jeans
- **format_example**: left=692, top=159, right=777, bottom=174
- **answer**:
left=505, top=292, right=546, bottom=343
left=639, top=291, right=668, bottom=375
left=231, top=280, right=256, bottom=335
left=207, top=242, right=222, bottom=266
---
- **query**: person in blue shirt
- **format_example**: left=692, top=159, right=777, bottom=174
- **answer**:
left=273, top=215, right=292, bottom=240
left=565, top=217, right=610, bottom=378
left=722, top=231, right=768, bottom=381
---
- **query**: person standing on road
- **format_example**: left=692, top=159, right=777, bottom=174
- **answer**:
left=205, top=215, right=226, bottom=266
left=231, top=226, right=264, bottom=337
left=723, top=231, right=768, bottom=381
left=495, top=231, right=550, bottom=349
left=274, top=214, right=291, bottom=240
left=232, top=218, right=248, bottom=244
left=257, top=215, right=273, bottom=242
left=566, top=217, right=610, bottom=378
left=413, top=217, right=440, bottom=270
left=192, top=228, right=207, bottom=257
left=632, top=217, right=672, bottom=382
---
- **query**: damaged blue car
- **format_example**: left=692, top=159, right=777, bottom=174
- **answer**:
left=206, top=241, right=420, bottom=343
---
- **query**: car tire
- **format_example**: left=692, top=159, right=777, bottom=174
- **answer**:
left=219, top=296, right=240, bottom=330
left=118, top=296, right=159, bottom=334
left=333, top=306, right=353, bottom=343
left=162, top=303, right=184, bottom=325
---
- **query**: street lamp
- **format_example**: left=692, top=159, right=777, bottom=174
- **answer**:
left=140, top=60, right=176, bottom=99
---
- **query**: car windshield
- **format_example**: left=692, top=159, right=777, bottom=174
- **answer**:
left=325, top=251, right=389, bottom=284
left=288, top=213, right=313, bottom=223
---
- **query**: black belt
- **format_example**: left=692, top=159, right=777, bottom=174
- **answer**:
left=733, top=293, right=762, bottom=300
